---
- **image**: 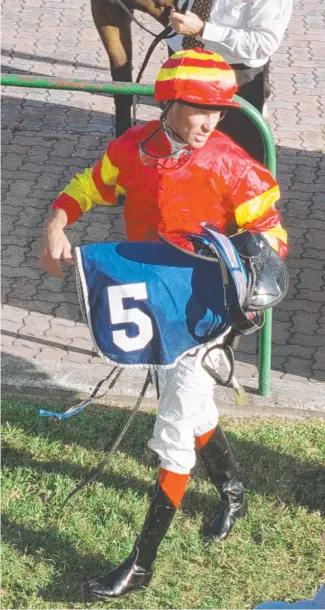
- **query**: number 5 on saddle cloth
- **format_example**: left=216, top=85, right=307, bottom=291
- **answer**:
left=74, top=223, right=263, bottom=371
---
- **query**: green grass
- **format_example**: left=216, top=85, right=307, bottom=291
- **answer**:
left=1, top=397, right=325, bottom=609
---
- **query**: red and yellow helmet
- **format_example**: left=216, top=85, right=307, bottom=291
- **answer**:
left=154, top=47, right=239, bottom=108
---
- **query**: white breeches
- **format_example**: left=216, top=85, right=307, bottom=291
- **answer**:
left=148, top=339, right=226, bottom=475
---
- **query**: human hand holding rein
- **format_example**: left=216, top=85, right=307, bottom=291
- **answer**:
left=169, top=9, right=204, bottom=36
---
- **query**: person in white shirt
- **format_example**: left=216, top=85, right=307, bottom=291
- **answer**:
left=169, top=0, right=293, bottom=162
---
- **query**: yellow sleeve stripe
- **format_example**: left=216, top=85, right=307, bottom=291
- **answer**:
left=115, top=183, right=127, bottom=197
left=100, top=153, right=119, bottom=185
left=262, top=235, right=278, bottom=251
left=235, top=185, right=280, bottom=227
left=95, top=153, right=126, bottom=201
left=61, top=168, right=104, bottom=214
left=262, top=224, right=288, bottom=247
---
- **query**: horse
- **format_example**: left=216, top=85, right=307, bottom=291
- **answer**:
left=91, top=0, right=175, bottom=137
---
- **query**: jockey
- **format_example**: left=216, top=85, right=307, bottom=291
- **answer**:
left=40, top=48, right=288, bottom=599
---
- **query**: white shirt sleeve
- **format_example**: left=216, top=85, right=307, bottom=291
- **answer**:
left=202, top=0, right=293, bottom=63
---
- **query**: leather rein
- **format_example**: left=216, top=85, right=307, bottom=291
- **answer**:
left=109, top=0, right=189, bottom=83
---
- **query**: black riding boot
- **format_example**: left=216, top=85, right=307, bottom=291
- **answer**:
left=88, top=480, right=178, bottom=598
left=111, top=64, right=133, bottom=138
left=198, top=425, right=247, bottom=541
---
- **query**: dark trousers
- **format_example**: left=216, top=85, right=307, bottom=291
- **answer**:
left=218, top=62, right=270, bottom=164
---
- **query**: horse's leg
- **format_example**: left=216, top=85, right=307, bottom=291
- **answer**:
left=91, top=0, right=133, bottom=137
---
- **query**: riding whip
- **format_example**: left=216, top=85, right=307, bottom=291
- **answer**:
left=61, top=369, right=154, bottom=507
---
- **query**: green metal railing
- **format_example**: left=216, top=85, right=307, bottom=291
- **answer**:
left=1, top=73, right=155, bottom=96
left=1, top=73, right=277, bottom=396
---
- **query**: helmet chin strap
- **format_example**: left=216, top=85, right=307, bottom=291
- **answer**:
left=161, top=100, right=188, bottom=146
left=138, top=100, right=193, bottom=164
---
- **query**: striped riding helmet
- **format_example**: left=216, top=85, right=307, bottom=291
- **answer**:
left=154, top=47, right=239, bottom=108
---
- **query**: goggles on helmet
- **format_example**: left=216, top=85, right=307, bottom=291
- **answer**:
left=138, top=123, right=193, bottom=169
left=139, top=146, right=192, bottom=169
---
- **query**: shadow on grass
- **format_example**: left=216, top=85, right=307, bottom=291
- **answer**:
left=3, top=400, right=325, bottom=516
left=2, top=398, right=325, bottom=605
left=1, top=514, right=110, bottom=604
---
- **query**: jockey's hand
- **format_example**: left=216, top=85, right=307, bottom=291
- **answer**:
left=40, top=209, right=74, bottom=279
left=169, top=9, right=204, bottom=36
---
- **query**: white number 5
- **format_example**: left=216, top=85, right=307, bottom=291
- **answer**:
left=107, top=283, right=153, bottom=352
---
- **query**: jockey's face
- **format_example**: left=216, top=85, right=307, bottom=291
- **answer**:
left=167, top=102, right=223, bottom=148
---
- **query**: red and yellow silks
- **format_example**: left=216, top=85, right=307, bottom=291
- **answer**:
left=53, top=120, right=288, bottom=257
left=234, top=184, right=288, bottom=255
left=53, top=151, right=126, bottom=224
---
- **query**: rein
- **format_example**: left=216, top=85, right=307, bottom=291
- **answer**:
left=109, top=0, right=189, bottom=124
left=132, top=0, right=189, bottom=124
left=113, top=0, right=159, bottom=36
left=135, top=0, right=190, bottom=84
left=110, top=0, right=189, bottom=84
left=135, top=24, right=174, bottom=84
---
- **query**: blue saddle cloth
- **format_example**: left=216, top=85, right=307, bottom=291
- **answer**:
left=75, top=241, right=246, bottom=368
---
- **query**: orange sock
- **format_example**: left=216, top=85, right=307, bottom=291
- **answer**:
left=158, top=467, right=190, bottom=508
left=195, top=427, right=216, bottom=451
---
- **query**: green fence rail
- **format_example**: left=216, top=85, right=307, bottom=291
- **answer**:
left=1, top=73, right=155, bottom=97
left=1, top=73, right=277, bottom=396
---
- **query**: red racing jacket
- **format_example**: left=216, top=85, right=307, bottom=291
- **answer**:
left=53, top=120, right=288, bottom=257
